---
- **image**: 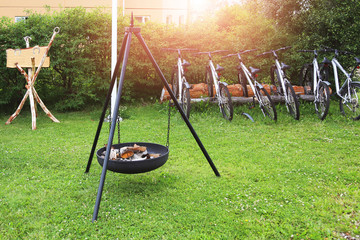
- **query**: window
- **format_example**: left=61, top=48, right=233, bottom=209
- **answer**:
left=134, top=16, right=150, bottom=23
left=166, top=15, right=172, bottom=24
left=15, top=16, right=28, bottom=23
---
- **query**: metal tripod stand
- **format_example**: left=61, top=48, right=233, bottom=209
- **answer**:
left=85, top=16, right=220, bottom=222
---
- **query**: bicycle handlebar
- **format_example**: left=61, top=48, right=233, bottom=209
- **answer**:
left=162, top=48, right=198, bottom=52
left=256, top=46, right=292, bottom=58
left=162, top=48, right=198, bottom=58
left=297, top=50, right=316, bottom=53
left=222, top=53, right=238, bottom=59
left=195, top=50, right=229, bottom=55
left=194, top=50, right=229, bottom=59
left=321, top=46, right=356, bottom=56
left=222, top=49, right=257, bottom=59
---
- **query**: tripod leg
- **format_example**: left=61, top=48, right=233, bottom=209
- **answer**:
left=28, top=85, right=37, bottom=130
left=32, top=87, right=60, bottom=123
left=92, top=32, right=132, bottom=222
left=5, top=90, right=29, bottom=125
left=85, top=32, right=129, bottom=173
left=134, top=32, right=220, bottom=177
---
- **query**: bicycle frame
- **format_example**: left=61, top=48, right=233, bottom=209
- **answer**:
left=207, top=55, right=230, bottom=107
left=311, top=57, right=329, bottom=103
left=208, top=58, right=221, bottom=98
left=331, top=58, right=353, bottom=101
left=237, top=61, right=265, bottom=104
left=274, top=57, right=289, bottom=100
left=176, top=56, right=184, bottom=100
left=175, top=50, right=191, bottom=100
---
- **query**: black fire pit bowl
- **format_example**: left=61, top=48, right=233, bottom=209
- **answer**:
left=96, top=142, right=169, bottom=174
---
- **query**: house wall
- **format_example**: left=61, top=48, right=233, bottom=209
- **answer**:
left=0, top=0, right=190, bottom=24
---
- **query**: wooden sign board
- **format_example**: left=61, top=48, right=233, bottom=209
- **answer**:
left=6, top=46, right=50, bottom=68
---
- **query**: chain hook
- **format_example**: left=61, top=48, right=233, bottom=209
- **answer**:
left=14, top=49, right=21, bottom=56
left=166, top=100, right=171, bottom=149
left=33, top=46, right=41, bottom=54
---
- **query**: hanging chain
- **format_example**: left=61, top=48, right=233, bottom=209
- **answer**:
left=117, top=115, right=121, bottom=144
left=108, top=106, right=121, bottom=145
left=166, top=100, right=171, bottom=149
left=108, top=108, right=111, bottom=136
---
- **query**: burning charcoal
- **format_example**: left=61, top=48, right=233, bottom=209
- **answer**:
left=99, top=143, right=162, bottom=161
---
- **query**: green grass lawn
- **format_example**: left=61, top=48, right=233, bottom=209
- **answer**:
left=0, top=101, right=359, bottom=239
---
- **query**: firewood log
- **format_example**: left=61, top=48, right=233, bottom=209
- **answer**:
left=159, top=83, right=323, bottom=102
left=226, top=84, right=243, bottom=97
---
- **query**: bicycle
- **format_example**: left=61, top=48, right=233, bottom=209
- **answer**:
left=163, top=48, right=196, bottom=119
left=195, top=50, right=233, bottom=121
left=223, top=49, right=277, bottom=121
left=297, top=49, right=331, bottom=120
left=322, top=47, right=360, bottom=120
left=257, top=46, right=300, bottom=120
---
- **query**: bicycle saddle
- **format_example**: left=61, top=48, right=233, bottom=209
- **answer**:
left=182, top=59, right=191, bottom=67
left=281, top=62, right=291, bottom=70
left=216, top=64, right=225, bottom=72
left=249, top=66, right=261, bottom=75
left=322, top=57, right=331, bottom=65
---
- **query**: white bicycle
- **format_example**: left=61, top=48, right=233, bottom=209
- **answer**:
left=223, top=49, right=277, bottom=121
left=324, top=47, right=360, bottom=120
left=163, top=48, right=196, bottom=119
left=298, top=49, right=331, bottom=120
left=257, top=46, right=300, bottom=120
left=195, top=50, right=233, bottom=121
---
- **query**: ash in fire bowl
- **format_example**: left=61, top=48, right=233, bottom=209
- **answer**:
left=100, top=144, right=161, bottom=161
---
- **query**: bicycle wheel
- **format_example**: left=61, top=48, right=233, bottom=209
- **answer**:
left=206, top=68, right=214, bottom=97
left=319, top=64, right=329, bottom=82
left=181, top=83, right=191, bottom=119
left=273, top=69, right=283, bottom=94
left=171, top=68, right=179, bottom=98
left=315, top=81, right=330, bottom=120
left=339, top=82, right=360, bottom=120
left=238, top=70, right=248, bottom=97
left=219, top=84, right=233, bottom=121
left=285, top=81, right=300, bottom=120
left=303, top=65, right=314, bottom=95
left=257, top=87, right=277, bottom=121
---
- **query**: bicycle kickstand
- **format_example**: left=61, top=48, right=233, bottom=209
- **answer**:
left=249, top=96, right=256, bottom=109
